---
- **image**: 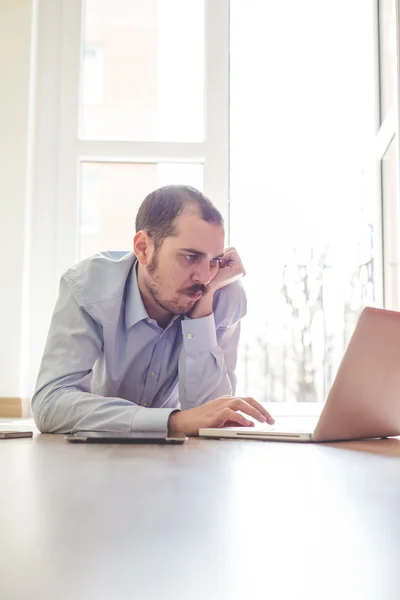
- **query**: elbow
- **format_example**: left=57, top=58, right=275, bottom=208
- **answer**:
left=31, top=389, right=67, bottom=433
left=31, top=392, right=52, bottom=433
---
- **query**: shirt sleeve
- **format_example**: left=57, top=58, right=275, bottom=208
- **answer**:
left=178, top=281, right=247, bottom=409
left=31, top=276, right=177, bottom=434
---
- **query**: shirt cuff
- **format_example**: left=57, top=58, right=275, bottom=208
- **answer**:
left=181, top=314, right=218, bottom=353
left=131, top=407, right=180, bottom=433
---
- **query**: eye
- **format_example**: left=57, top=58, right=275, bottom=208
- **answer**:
left=185, top=254, right=198, bottom=262
left=210, top=258, right=219, bottom=268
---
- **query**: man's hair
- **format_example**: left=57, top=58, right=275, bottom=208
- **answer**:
left=135, top=184, right=224, bottom=249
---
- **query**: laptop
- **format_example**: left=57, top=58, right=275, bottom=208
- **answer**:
left=199, top=307, right=400, bottom=443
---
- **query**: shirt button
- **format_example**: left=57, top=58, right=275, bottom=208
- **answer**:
left=143, top=402, right=148, bottom=407
left=150, top=371, right=157, bottom=377
left=187, top=333, right=193, bottom=339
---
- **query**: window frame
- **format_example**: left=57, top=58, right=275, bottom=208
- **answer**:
left=375, top=0, right=400, bottom=309
left=55, top=0, right=230, bottom=278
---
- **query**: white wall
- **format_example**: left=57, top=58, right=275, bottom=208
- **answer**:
left=0, top=0, right=35, bottom=402
left=24, top=0, right=62, bottom=403
left=0, top=1, right=63, bottom=410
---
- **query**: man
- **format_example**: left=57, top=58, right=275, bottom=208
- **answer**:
left=32, top=185, right=274, bottom=435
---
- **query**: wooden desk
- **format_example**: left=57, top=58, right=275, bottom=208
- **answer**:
left=1, top=427, right=400, bottom=600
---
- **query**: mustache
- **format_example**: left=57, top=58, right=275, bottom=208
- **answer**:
left=184, top=284, right=207, bottom=296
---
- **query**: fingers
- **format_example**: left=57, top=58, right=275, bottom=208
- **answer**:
left=210, top=396, right=275, bottom=425
left=220, top=248, right=241, bottom=269
left=240, top=397, right=275, bottom=425
left=225, top=398, right=265, bottom=423
left=215, top=407, right=255, bottom=428
left=225, top=398, right=273, bottom=425
left=226, top=248, right=245, bottom=273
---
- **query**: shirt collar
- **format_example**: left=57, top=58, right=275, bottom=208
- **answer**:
left=125, top=261, right=150, bottom=329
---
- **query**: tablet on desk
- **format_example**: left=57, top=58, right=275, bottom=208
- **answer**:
left=0, top=431, right=33, bottom=439
left=65, top=431, right=188, bottom=444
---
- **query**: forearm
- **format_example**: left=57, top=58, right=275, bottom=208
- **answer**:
left=32, top=386, right=176, bottom=434
left=180, top=281, right=245, bottom=409
left=179, top=315, right=236, bottom=410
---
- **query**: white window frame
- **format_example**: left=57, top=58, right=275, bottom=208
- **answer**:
left=374, top=0, right=400, bottom=309
left=55, top=0, right=230, bottom=278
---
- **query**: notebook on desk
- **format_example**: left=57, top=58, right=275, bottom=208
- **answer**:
left=199, top=307, right=400, bottom=443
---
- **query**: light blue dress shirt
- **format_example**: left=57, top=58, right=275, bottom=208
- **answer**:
left=32, top=251, right=247, bottom=434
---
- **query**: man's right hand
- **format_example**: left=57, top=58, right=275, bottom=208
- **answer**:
left=168, top=396, right=275, bottom=437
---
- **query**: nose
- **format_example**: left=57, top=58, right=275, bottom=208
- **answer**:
left=192, top=261, right=212, bottom=286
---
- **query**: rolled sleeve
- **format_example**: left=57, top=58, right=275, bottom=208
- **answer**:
left=181, top=314, right=218, bottom=353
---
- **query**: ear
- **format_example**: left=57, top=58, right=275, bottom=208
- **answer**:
left=133, top=230, right=153, bottom=265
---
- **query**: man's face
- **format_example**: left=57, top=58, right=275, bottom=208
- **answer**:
left=143, top=211, right=225, bottom=315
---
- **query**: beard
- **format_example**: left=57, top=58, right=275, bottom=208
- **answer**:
left=144, top=252, right=206, bottom=316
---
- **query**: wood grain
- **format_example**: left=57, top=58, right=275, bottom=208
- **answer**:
left=1, top=430, right=399, bottom=600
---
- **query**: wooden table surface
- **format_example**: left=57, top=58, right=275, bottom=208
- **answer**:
left=1, top=424, right=400, bottom=600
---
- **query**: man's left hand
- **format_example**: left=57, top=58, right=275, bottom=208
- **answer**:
left=208, top=247, right=246, bottom=292
left=189, top=248, right=245, bottom=319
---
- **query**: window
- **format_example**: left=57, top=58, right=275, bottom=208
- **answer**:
left=79, top=162, right=203, bottom=259
left=378, top=0, right=396, bottom=123
left=381, top=136, right=400, bottom=309
left=377, top=0, right=400, bottom=311
left=56, top=0, right=228, bottom=279
left=230, top=0, right=378, bottom=408
left=42, top=0, right=394, bottom=413
left=80, top=163, right=101, bottom=235
left=81, top=45, right=103, bottom=105
left=80, top=0, right=205, bottom=141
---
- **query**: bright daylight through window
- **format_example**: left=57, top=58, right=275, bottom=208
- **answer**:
left=230, top=0, right=377, bottom=410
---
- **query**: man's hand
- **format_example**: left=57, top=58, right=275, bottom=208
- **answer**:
left=168, top=395, right=275, bottom=436
left=208, top=247, right=246, bottom=293
left=189, top=248, right=246, bottom=319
